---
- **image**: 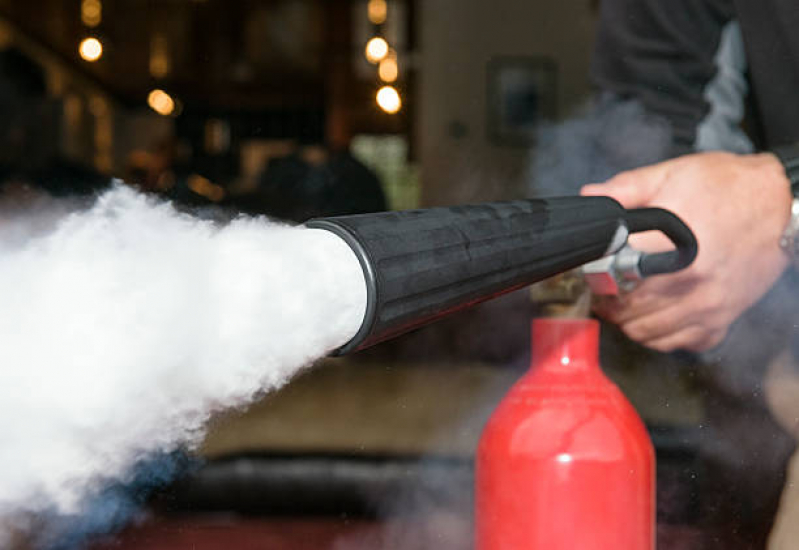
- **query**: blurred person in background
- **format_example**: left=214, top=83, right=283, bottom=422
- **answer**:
left=125, top=138, right=228, bottom=209
left=580, top=0, right=799, bottom=547
left=230, top=145, right=386, bottom=223
left=0, top=46, right=106, bottom=200
left=123, top=141, right=387, bottom=222
left=0, top=46, right=49, bottom=183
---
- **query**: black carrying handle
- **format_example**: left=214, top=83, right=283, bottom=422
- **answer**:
left=624, top=208, right=698, bottom=277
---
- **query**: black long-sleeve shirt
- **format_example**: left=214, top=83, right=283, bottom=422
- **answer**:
left=592, top=0, right=799, bottom=152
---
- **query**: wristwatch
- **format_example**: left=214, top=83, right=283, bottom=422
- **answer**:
left=772, top=143, right=799, bottom=260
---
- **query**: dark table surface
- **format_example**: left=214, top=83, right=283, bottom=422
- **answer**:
left=90, top=514, right=757, bottom=550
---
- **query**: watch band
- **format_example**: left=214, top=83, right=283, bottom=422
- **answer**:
left=772, top=143, right=799, bottom=260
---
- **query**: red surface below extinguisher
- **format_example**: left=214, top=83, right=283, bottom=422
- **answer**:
left=475, top=318, right=655, bottom=550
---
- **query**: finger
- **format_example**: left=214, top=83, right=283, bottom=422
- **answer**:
left=691, top=329, right=727, bottom=352
left=580, top=164, right=668, bottom=209
left=595, top=275, right=696, bottom=325
left=641, top=325, right=711, bottom=353
left=591, top=290, right=664, bottom=325
left=591, top=294, right=621, bottom=315
left=619, top=302, right=696, bottom=344
left=627, top=230, right=677, bottom=254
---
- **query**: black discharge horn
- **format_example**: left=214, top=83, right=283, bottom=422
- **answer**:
left=306, top=196, right=696, bottom=354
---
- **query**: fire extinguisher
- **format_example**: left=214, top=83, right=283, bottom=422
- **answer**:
left=475, top=318, right=655, bottom=550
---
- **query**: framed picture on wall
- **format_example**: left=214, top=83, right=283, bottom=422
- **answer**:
left=486, top=56, right=557, bottom=146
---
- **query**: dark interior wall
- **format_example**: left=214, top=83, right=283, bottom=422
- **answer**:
left=416, top=0, right=597, bottom=206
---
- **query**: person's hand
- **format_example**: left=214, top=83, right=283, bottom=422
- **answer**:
left=581, top=151, right=792, bottom=352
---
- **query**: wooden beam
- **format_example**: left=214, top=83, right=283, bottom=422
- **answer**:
left=324, top=0, right=354, bottom=150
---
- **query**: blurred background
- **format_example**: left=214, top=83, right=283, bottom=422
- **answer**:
left=0, top=0, right=601, bottom=212
left=0, top=1, right=789, bottom=549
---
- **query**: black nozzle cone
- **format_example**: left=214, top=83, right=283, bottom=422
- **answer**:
left=307, top=196, right=627, bottom=354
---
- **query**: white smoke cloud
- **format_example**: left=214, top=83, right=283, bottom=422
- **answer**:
left=0, top=184, right=366, bottom=546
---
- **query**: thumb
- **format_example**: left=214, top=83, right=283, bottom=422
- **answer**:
left=580, top=165, right=665, bottom=209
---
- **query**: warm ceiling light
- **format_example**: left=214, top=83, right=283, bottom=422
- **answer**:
left=378, top=51, right=398, bottom=83
left=368, top=0, right=387, bottom=25
left=0, top=22, right=12, bottom=49
left=187, top=175, right=225, bottom=202
left=81, top=0, right=102, bottom=27
left=150, top=34, right=170, bottom=79
left=78, top=37, right=103, bottom=62
left=376, top=85, right=401, bottom=114
left=147, top=89, right=175, bottom=116
left=365, top=36, right=389, bottom=64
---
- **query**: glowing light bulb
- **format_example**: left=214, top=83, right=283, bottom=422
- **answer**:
left=365, top=37, right=389, bottom=64
left=81, top=0, right=102, bottom=27
left=376, top=85, right=401, bottom=114
left=147, top=89, right=175, bottom=116
left=378, top=51, right=398, bottom=83
left=368, top=0, right=387, bottom=24
left=150, top=34, right=170, bottom=79
left=0, top=22, right=12, bottom=49
left=79, top=37, right=103, bottom=62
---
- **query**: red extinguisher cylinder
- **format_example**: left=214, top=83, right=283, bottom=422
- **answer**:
left=475, top=318, right=655, bottom=550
